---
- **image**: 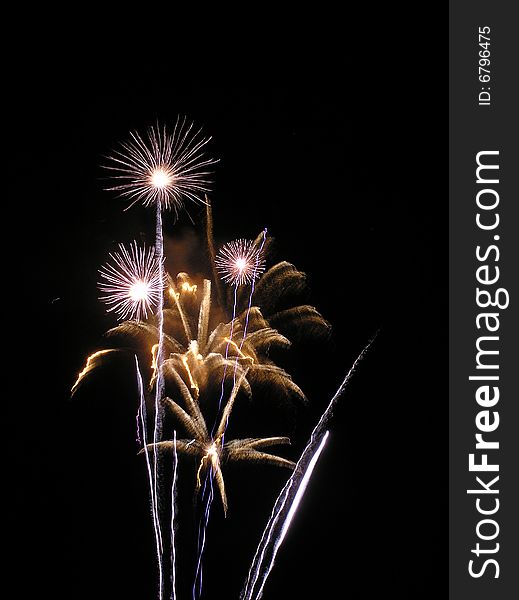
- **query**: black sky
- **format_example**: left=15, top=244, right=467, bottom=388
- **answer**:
left=7, top=12, right=446, bottom=600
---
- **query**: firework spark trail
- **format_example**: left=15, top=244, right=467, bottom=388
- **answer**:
left=170, top=430, right=178, bottom=600
left=135, top=355, right=164, bottom=597
left=220, top=229, right=268, bottom=448
left=226, top=229, right=267, bottom=443
left=103, top=119, right=214, bottom=600
left=240, top=334, right=378, bottom=600
left=136, top=404, right=142, bottom=446
left=275, top=431, right=329, bottom=545
left=214, top=284, right=239, bottom=425
left=193, top=471, right=215, bottom=600
left=192, top=285, right=238, bottom=600
left=213, top=234, right=268, bottom=428
left=239, top=230, right=267, bottom=348
left=215, top=232, right=268, bottom=444
left=153, top=202, right=166, bottom=598
left=243, top=432, right=329, bottom=600
left=193, top=234, right=268, bottom=599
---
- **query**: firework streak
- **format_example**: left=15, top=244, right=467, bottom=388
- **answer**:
left=100, top=119, right=215, bottom=600
left=194, top=232, right=267, bottom=600
left=241, top=335, right=377, bottom=600
left=193, top=283, right=237, bottom=600
left=152, top=203, right=167, bottom=599
left=135, top=355, right=164, bottom=597
left=230, top=229, right=268, bottom=443
left=170, top=430, right=178, bottom=600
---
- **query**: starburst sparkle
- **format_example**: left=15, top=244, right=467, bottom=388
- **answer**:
left=215, top=239, right=266, bottom=286
left=98, top=242, right=164, bottom=321
left=104, top=119, right=216, bottom=213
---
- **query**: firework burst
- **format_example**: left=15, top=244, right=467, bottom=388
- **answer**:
left=98, top=242, right=165, bottom=321
left=215, top=239, right=266, bottom=287
left=104, top=118, right=216, bottom=214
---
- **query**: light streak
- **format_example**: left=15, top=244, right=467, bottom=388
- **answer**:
left=241, top=334, right=378, bottom=600
left=212, top=284, right=239, bottom=427
left=195, top=440, right=221, bottom=489
left=193, top=285, right=236, bottom=599
left=104, top=118, right=217, bottom=216
left=222, top=229, right=267, bottom=448
left=239, top=230, right=267, bottom=354
left=194, top=471, right=214, bottom=600
left=277, top=431, right=329, bottom=545
left=181, top=354, right=200, bottom=398
left=153, top=204, right=166, bottom=562
left=170, top=430, right=178, bottom=600
left=136, top=403, right=142, bottom=446
left=98, top=241, right=164, bottom=321
left=135, top=355, right=164, bottom=599
left=223, top=337, right=254, bottom=363
left=196, top=279, right=211, bottom=350
left=252, top=432, right=329, bottom=600
left=149, top=343, right=159, bottom=390
left=181, top=282, right=198, bottom=293
left=215, top=239, right=266, bottom=287
left=169, top=281, right=193, bottom=343
left=151, top=343, right=159, bottom=370
left=72, top=349, right=113, bottom=391
left=194, top=232, right=267, bottom=599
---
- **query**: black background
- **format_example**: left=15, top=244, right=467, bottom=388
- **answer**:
left=7, top=11, right=446, bottom=600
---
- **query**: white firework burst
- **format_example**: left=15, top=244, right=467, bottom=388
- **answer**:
left=215, top=239, right=266, bottom=286
left=98, top=242, right=165, bottom=321
left=104, top=118, right=217, bottom=214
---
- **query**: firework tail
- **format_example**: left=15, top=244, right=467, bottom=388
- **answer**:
left=241, top=229, right=267, bottom=338
left=193, top=470, right=215, bottom=600
left=192, top=285, right=239, bottom=600
left=205, top=199, right=226, bottom=313
left=136, top=403, right=142, bottom=447
left=215, top=284, right=239, bottom=424
left=102, top=120, right=215, bottom=599
left=170, top=430, right=178, bottom=600
left=135, top=355, right=164, bottom=598
left=221, top=229, right=267, bottom=449
left=240, top=334, right=378, bottom=600
left=152, top=203, right=167, bottom=598
left=193, top=231, right=267, bottom=599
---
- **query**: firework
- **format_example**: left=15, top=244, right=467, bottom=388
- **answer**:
left=241, top=431, right=329, bottom=600
left=135, top=355, right=164, bottom=597
left=170, top=430, right=179, bottom=600
left=98, top=241, right=164, bottom=321
left=215, top=239, right=266, bottom=287
left=104, top=118, right=216, bottom=214
left=78, top=220, right=331, bottom=600
left=241, top=335, right=378, bottom=600
left=193, top=229, right=267, bottom=599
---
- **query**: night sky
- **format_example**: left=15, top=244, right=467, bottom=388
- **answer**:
left=8, top=12, right=446, bottom=600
